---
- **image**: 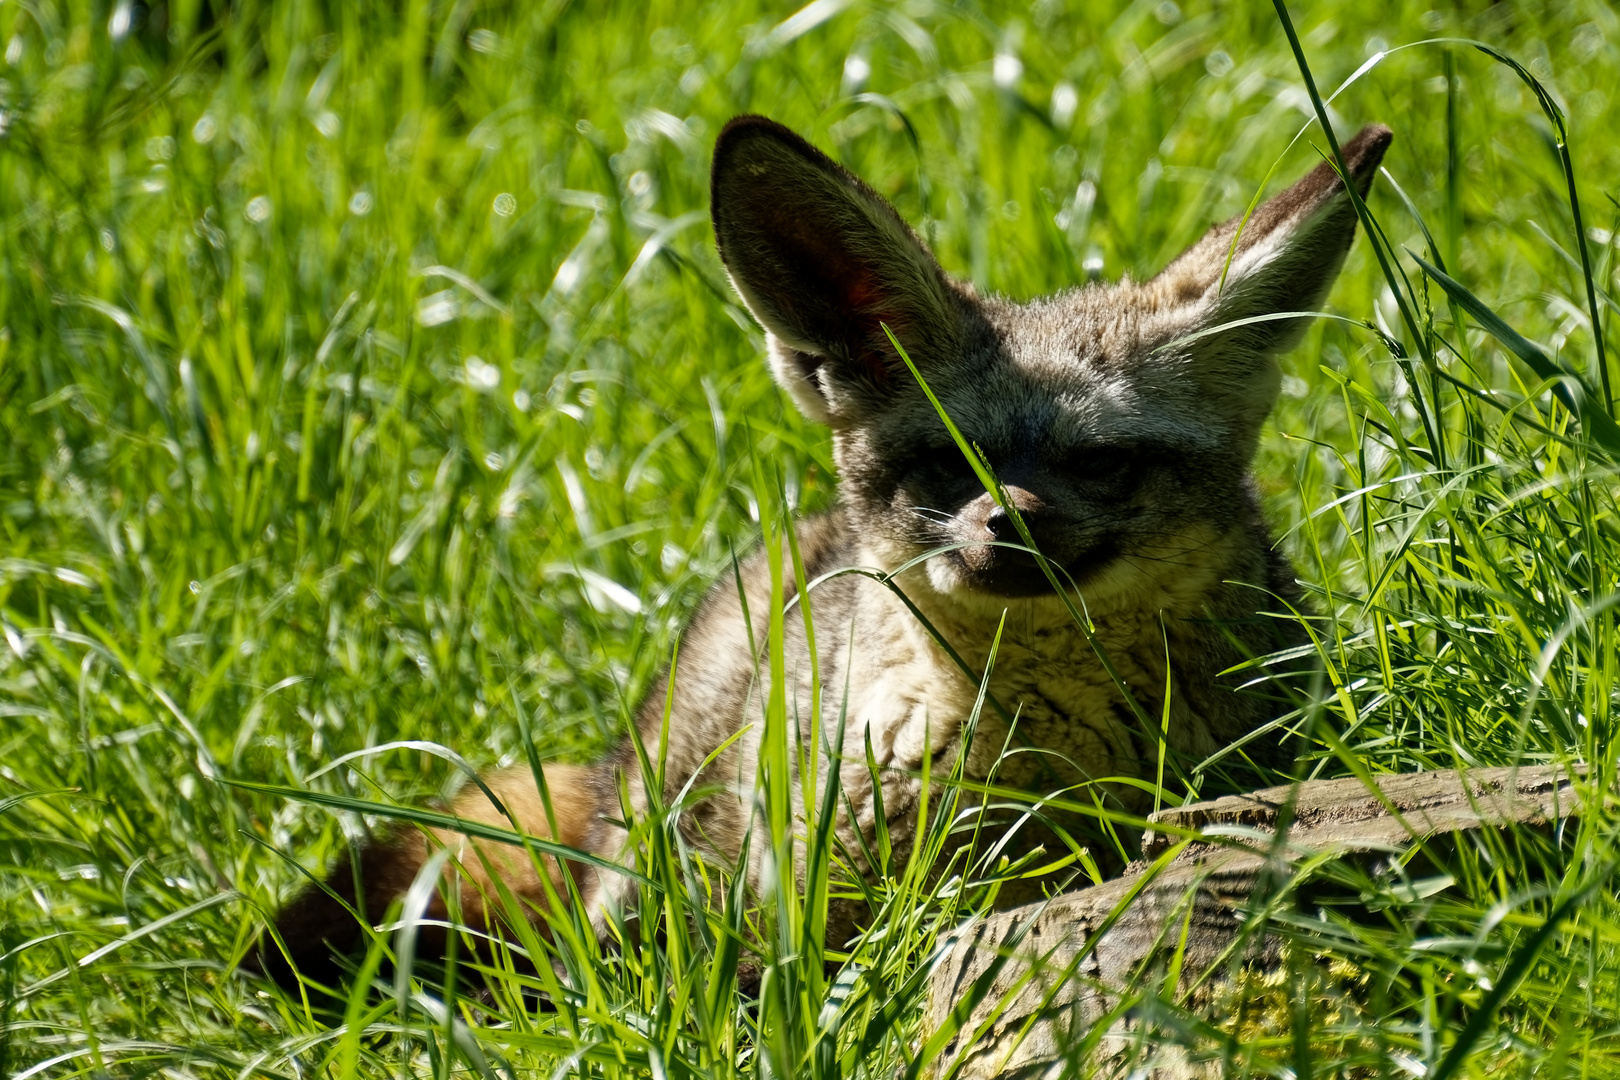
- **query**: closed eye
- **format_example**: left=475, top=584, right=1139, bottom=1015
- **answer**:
left=1062, top=446, right=1139, bottom=484
left=907, top=447, right=980, bottom=484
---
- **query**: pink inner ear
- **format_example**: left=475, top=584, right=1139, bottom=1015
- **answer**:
left=749, top=189, right=917, bottom=389
left=842, top=271, right=901, bottom=387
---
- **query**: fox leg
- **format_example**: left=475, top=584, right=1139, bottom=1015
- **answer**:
left=247, top=762, right=606, bottom=992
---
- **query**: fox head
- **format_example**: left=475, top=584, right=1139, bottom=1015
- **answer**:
left=710, top=116, right=1390, bottom=609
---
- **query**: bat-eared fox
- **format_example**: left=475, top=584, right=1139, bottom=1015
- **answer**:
left=248, top=116, right=1391, bottom=990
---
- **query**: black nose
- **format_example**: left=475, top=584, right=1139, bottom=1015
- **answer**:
left=984, top=485, right=1044, bottom=542
left=985, top=502, right=1019, bottom=541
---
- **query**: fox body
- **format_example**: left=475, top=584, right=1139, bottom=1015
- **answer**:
left=254, top=117, right=1391, bottom=987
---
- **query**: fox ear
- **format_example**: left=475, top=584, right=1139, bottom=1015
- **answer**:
left=710, top=116, right=958, bottom=426
left=1150, top=124, right=1392, bottom=417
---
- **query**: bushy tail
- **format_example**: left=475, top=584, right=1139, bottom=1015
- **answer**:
left=244, top=762, right=608, bottom=993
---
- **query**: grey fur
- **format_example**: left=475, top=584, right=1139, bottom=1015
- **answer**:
left=252, top=118, right=1391, bottom=984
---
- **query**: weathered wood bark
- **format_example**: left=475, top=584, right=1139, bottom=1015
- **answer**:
left=923, top=765, right=1584, bottom=1079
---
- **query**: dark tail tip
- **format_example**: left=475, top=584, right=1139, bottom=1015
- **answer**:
left=1340, top=123, right=1393, bottom=195
left=242, top=832, right=426, bottom=994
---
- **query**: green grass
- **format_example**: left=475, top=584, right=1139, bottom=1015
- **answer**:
left=4, top=0, right=1620, bottom=1076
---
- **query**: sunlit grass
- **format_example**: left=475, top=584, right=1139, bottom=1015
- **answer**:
left=4, top=0, right=1620, bottom=1076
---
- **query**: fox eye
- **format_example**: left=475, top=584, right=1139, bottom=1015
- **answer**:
left=902, top=448, right=977, bottom=487
left=1064, top=447, right=1136, bottom=485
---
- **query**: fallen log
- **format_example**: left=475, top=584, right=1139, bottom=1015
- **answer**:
left=922, top=765, right=1585, bottom=1079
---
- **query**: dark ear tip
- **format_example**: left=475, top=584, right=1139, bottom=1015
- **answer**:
left=1342, top=124, right=1393, bottom=180
left=712, top=115, right=815, bottom=172
left=717, top=114, right=792, bottom=143
left=711, top=115, right=829, bottom=236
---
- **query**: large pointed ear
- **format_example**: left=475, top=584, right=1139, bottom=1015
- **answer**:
left=1150, top=124, right=1392, bottom=418
left=710, top=116, right=959, bottom=426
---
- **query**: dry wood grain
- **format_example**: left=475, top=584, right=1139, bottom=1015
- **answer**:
left=924, top=765, right=1585, bottom=1079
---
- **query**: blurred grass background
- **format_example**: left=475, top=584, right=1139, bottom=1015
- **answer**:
left=4, top=0, right=1620, bottom=1075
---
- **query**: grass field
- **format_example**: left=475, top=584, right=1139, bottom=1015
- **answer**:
left=5, top=0, right=1620, bottom=1076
